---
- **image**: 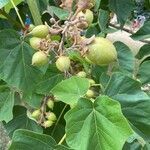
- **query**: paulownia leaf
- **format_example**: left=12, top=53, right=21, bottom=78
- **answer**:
left=5, top=106, right=43, bottom=137
left=0, top=88, right=14, bottom=123
left=108, top=0, right=135, bottom=26
left=114, top=41, right=135, bottom=74
left=104, top=72, right=150, bottom=138
left=9, top=129, right=71, bottom=150
left=0, top=30, right=42, bottom=96
left=51, top=76, right=90, bottom=105
left=65, top=96, right=133, bottom=150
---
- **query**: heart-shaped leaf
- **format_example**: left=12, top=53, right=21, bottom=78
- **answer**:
left=65, top=96, right=133, bottom=150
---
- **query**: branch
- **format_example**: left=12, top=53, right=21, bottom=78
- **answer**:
left=109, top=23, right=150, bottom=44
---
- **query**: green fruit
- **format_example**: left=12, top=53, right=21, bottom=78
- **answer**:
left=32, top=51, right=48, bottom=66
left=77, top=71, right=87, bottom=78
left=47, top=99, right=54, bottom=110
left=87, top=37, right=117, bottom=66
left=88, top=79, right=95, bottom=86
left=78, top=9, right=94, bottom=25
left=86, top=89, right=95, bottom=98
left=30, top=37, right=41, bottom=50
left=30, top=25, right=49, bottom=38
left=56, top=56, right=70, bottom=72
left=46, top=112, right=57, bottom=121
left=43, top=120, right=53, bottom=128
left=31, top=109, right=41, bottom=119
left=85, top=56, right=94, bottom=64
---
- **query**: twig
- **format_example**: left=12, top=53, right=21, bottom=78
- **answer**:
left=58, top=134, right=66, bottom=145
left=109, top=23, right=150, bottom=44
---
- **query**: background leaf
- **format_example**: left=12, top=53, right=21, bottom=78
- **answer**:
left=4, top=106, right=43, bottom=138
left=9, top=129, right=71, bottom=150
left=114, top=41, right=135, bottom=75
left=104, top=73, right=150, bottom=139
left=108, top=0, right=135, bottom=26
left=65, top=96, right=133, bottom=150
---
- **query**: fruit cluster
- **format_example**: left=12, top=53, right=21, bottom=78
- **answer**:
left=31, top=98, right=57, bottom=128
left=28, top=0, right=118, bottom=125
left=28, top=0, right=117, bottom=72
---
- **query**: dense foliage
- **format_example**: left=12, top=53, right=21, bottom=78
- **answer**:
left=0, top=0, right=150, bottom=149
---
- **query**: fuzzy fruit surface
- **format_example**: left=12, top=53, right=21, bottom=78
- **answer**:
left=31, top=109, right=41, bottom=119
left=30, top=25, right=49, bottom=38
left=77, top=71, right=87, bottom=78
left=88, top=79, right=95, bottom=86
left=32, top=51, right=48, bottom=66
left=56, top=56, right=70, bottom=72
left=46, top=112, right=57, bottom=121
left=43, top=120, right=53, bottom=128
left=47, top=99, right=54, bottom=110
left=78, top=9, right=94, bottom=25
left=86, top=89, right=95, bottom=98
left=30, top=37, right=41, bottom=50
left=87, top=37, right=117, bottom=66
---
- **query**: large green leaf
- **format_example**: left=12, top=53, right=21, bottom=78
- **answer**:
left=0, top=88, right=14, bottom=123
left=0, top=30, right=42, bottom=96
left=65, top=96, right=133, bottom=150
left=108, top=0, right=135, bottom=26
left=114, top=41, right=135, bottom=74
left=138, top=61, right=150, bottom=84
left=131, top=21, right=150, bottom=40
left=51, top=76, right=90, bottom=105
left=0, top=0, right=9, bottom=8
left=5, top=106, right=43, bottom=137
left=104, top=73, right=150, bottom=138
left=9, top=129, right=71, bottom=150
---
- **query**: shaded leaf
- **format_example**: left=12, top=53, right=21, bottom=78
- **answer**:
left=9, top=129, right=71, bottom=150
left=0, top=88, right=14, bottom=123
left=5, top=106, right=43, bottom=137
left=108, top=0, right=134, bottom=26
left=138, top=61, right=150, bottom=84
